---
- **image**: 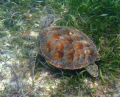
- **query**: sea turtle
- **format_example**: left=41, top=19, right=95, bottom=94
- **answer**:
left=22, top=14, right=100, bottom=77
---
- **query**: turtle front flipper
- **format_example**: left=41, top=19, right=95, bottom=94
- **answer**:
left=85, top=63, right=98, bottom=77
left=29, top=48, right=38, bottom=86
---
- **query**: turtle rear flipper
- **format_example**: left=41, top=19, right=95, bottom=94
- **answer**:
left=85, top=63, right=98, bottom=77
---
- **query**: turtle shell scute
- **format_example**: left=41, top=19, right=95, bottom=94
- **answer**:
left=37, top=26, right=100, bottom=70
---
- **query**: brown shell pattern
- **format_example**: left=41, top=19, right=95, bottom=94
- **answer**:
left=38, top=26, right=100, bottom=70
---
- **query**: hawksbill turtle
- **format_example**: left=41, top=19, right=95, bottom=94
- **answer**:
left=22, top=14, right=100, bottom=77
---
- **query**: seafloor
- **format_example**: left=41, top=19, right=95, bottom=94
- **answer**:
left=0, top=0, right=120, bottom=97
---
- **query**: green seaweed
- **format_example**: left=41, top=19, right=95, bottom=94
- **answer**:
left=0, top=0, right=120, bottom=96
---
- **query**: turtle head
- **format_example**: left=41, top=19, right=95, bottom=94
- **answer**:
left=22, top=14, right=61, bottom=42
left=22, top=31, right=39, bottom=43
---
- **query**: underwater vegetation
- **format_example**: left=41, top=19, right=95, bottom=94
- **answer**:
left=0, top=0, right=120, bottom=96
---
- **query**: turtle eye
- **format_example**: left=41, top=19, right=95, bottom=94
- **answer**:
left=22, top=35, right=31, bottom=41
left=28, top=36, right=31, bottom=40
